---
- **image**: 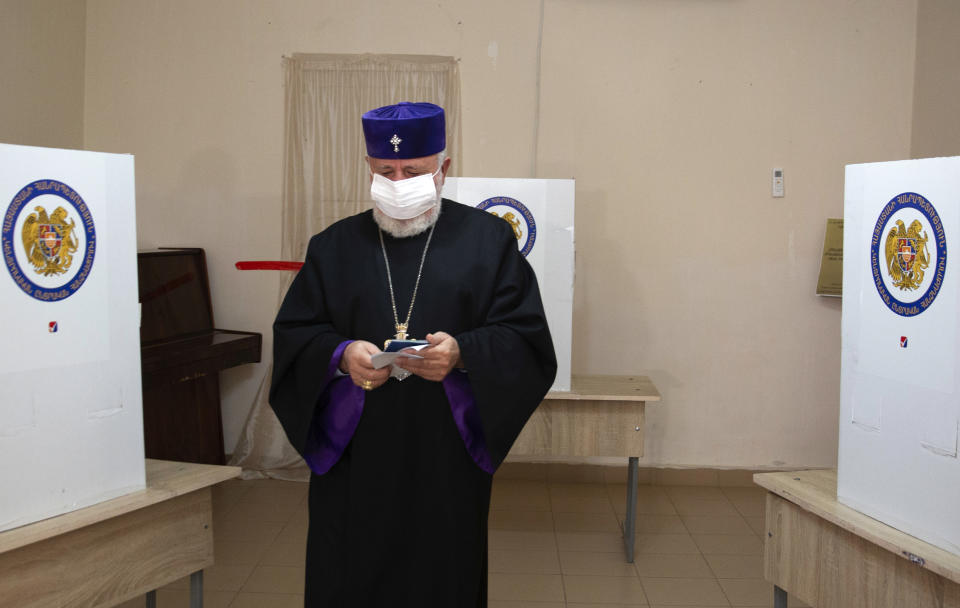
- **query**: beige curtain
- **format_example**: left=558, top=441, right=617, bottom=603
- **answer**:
left=229, top=53, right=462, bottom=480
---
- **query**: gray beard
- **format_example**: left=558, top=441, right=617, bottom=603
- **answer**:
left=372, top=200, right=442, bottom=238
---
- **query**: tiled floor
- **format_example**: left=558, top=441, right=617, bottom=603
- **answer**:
left=117, top=472, right=810, bottom=607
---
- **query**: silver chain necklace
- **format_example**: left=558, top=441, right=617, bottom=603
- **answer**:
left=378, top=224, right=436, bottom=343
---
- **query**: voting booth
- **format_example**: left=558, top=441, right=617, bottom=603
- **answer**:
left=443, top=177, right=574, bottom=392
left=0, top=144, right=144, bottom=532
left=839, top=156, right=960, bottom=556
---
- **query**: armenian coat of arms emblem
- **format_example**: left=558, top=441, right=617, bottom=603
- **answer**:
left=2, top=179, right=96, bottom=302
left=21, top=205, right=79, bottom=276
left=870, top=192, right=946, bottom=317
left=476, top=196, right=537, bottom=257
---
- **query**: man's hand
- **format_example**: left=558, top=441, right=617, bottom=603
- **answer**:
left=340, top=340, right=390, bottom=390
left=395, top=331, right=462, bottom=382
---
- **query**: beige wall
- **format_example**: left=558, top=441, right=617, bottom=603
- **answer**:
left=78, top=0, right=928, bottom=467
left=912, top=0, right=960, bottom=158
left=537, top=0, right=916, bottom=468
left=0, top=0, right=86, bottom=149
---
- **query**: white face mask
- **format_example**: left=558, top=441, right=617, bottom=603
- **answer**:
left=370, top=164, right=442, bottom=220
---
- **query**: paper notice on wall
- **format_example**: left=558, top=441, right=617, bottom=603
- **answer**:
left=816, top=218, right=843, bottom=296
left=0, top=145, right=111, bottom=374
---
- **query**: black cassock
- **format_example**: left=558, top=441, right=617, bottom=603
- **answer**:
left=270, top=199, right=557, bottom=606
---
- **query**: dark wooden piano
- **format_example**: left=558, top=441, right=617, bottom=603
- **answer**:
left=138, top=248, right=261, bottom=465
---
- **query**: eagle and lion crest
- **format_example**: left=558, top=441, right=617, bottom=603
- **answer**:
left=884, top=218, right=930, bottom=291
left=21, top=205, right=79, bottom=276
left=488, top=210, right=524, bottom=240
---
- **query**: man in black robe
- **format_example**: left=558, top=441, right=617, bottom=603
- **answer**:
left=270, top=101, right=556, bottom=606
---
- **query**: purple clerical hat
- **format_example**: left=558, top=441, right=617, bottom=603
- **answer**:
left=362, top=102, right=445, bottom=159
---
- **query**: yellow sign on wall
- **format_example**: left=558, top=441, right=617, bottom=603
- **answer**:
left=817, top=218, right=843, bottom=296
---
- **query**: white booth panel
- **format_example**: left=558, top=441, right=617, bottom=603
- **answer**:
left=0, top=143, right=144, bottom=532
left=839, top=156, right=960, bottom=556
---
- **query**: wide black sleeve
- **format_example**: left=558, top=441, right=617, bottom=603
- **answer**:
left=269, top=234, right=348, bottom=456
left=455, top=225, right=558, bottom=470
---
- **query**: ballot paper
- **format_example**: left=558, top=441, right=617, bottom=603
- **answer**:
left=371, top=345, right=427, bottom=380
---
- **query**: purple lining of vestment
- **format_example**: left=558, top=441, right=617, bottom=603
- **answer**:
left=302, top=340, right=362, bottom=475
left=442, top=371, right=494, bottom=474
left=304, top=341, right=493, bottom=475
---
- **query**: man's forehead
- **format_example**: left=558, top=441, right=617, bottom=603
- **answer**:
left=368, top=155, right=437, bottom=170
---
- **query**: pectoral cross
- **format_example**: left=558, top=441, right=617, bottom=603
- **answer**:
left=395, top=323, right=408, bottom=340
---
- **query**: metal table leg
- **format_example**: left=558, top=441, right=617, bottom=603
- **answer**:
left=774, top=585, right=787, bottom=608
left=623, top=456, right=639, bottom=563
left=144, top=572, right=201, bottom=607
left=190, top=571, right=203, bottom=608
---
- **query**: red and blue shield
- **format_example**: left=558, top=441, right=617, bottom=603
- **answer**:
left=38, top=223, right=62, bottom=260
left=897, top=237, right=915, bottom=272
